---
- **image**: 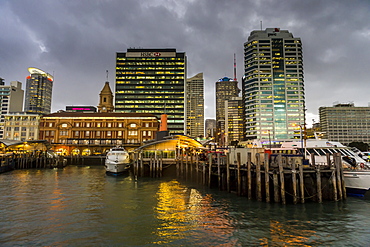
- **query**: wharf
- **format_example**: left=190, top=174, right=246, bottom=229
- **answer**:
left=132, top=150, right=346, bottom=204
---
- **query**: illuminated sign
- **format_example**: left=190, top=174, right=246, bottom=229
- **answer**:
left=126, top=52, right=176, bottom=58
left=72, top=108, right=92, bottom=111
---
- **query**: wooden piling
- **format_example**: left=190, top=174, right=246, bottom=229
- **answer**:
left=237, top=153, right=241, bottom=196
left=226, top=153, right=230, bottom=193
left=278, top=154, right=286, bottom=204
left=217, top=152, right=221, bottom=189
left=247, top=152, right=252, bottom=200
left=335, top=153, right=343, bottom=200
left=299, top=160, right=305, bottom=203
left=316, top=166, right=322, bottom=203
left=264, top=153, right=270, bottom=203
left=291, top=158, right=298, bottom=204
left=208, top=153, right=212, bottom=187
left=256, top=153, right=262, bottom=201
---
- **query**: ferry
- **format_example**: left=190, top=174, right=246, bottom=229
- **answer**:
left=105, top=146, right=131, bottom=175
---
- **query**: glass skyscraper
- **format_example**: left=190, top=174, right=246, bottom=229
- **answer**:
left=186, top=73, right=204, bottom=138
left=24, top=67, right=53, bottom=114
left=243, top=28, right=305, bottom=140
left=115, top=48, right=186, bottom=134
left=215, top=77, right=240, bottom=146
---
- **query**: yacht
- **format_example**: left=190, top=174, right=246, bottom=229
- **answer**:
left=254, top=139, right=370, bottom=197
left=105, top=147, right=131, bottom=175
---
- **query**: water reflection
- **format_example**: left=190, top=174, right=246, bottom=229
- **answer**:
left=0, top=167, right=370, bottom=246
left=154, top=180, right=237, bottom=246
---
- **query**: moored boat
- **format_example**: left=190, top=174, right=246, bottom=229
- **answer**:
left=256, top=139, right=370, bottom=197
left=105, top=146, right=131, bottom=175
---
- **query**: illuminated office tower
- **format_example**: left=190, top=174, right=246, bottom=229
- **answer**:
left=185, top=73, right=204, bottom=138
left=115, top=48, right=186, bottom=134
left=225, top=97, right=244, bottom=145
left=24, top=67, right=53, bottom=114
left=215, top=77, right=240, bottom=146
left=243, top=28, right=305, bottom=140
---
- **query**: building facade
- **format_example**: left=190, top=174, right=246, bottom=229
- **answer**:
left=115, top=48, right=186, bottom=134
left=3, top=112, right=41, bottom=141
left=0, top=81, right=24, bottom=138
left=185, top=73, right=204, bottom=137
left=243, top=28, right=305, bottom=140
left=319, top=103, right=370, bottom=145
left=215, top=77, right=240, bottom=146
left=205, top=119, right=216, bottom=138
left=225, top=97, right=244, bottom=145
left=24, top=67, right=53, bottom=114
left=39, top=112, right=159, bottom=155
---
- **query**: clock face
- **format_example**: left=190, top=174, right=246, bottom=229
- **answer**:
left=103, top=107, right=106, bottom=110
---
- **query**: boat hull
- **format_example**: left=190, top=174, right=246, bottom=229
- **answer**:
left=104, top=147, right=131, bottom=175
left=343, top=170, right=370, bottom=197
left=105, top=162, right=130, bottom=175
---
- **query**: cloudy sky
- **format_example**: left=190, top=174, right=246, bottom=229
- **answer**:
left=1, top=0, right=370, bottom=127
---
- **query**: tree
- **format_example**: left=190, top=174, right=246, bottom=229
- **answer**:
left=348, top=142, right=369, bottom=152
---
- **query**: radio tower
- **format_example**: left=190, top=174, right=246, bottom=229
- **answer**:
left=233, top=53, right=237, bottom=81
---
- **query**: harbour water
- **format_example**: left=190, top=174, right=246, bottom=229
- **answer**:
left=1, top=165, right=370, bottom=246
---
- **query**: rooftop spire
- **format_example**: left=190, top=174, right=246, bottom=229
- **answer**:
left=233, top=53, right=237, bottom=81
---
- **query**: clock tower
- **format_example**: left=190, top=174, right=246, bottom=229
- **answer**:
left=98, top=81, right=114, bottom=113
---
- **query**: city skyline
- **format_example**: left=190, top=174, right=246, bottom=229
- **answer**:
left=1, top=0, right=370, bottom=127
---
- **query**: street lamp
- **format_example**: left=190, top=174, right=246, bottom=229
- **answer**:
left=268, top=130, right=271, bottom=150
left=298, top=124, right=305, bottom=159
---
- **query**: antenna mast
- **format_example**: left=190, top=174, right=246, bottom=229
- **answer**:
left=234, top=53, right=237, bottom=81
left=106, top=70, right=109, bottom=81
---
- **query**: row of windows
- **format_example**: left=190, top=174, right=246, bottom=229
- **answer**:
left=44, top=130, right=152, bottom=137
left=6, top=127, right=36, bottom=131
left=43, top=122, right=154, bottom=128
left=49, top=139, right=142, bottom=145
left=117, top=71, right=184, bottom=75
left=116, top=76, right=184, bottom=80
left=116, top=80, right=183, bottom=84
left=117, top=57, right=184, bottom=61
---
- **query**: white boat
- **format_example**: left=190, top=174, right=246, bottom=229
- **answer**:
left=105, top=147, right=131, bottom=175
left=256, top=139, right=370, bottom=197
left=282, top=140, right=370, bottom=196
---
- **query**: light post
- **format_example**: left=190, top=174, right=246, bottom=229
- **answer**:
left=298, top=125, right=305, bottom=159
left=268, top=130, right=271, bottom=150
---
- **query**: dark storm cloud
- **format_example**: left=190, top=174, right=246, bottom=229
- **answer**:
left=1, top=0, right=370, bottom=125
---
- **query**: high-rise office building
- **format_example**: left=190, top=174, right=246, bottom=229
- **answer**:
left=24, top=67, right=53, bottom=114
left=205, top=119, right=216, bottom=138
left=115, top=48, right=186, bottom=134
left=186, top=73, right=204, bottom=137
left=0, top=80, right=24, bottom=138
left=215, top=77, right=240, bottom=146
left=319, top=103, right=370, bottom=145
left=243, top=28, right=305, bottom=140
left=225, top=97, right=244, bottom=145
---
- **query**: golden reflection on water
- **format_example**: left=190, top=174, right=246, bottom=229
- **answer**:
left=153, top=180, right=237, bottom=246
left=260, top=220, right=317, bottom=246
